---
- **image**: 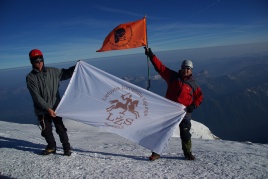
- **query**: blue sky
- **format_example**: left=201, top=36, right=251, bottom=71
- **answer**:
left=0, top=0, right=268, bottom=69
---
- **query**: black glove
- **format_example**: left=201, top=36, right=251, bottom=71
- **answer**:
left=144, top=47, right=154, bottom=58
left=187, top=104, right=196, bottom=113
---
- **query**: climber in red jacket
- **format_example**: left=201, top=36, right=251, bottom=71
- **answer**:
left=145, top=47, right=203, bottom=161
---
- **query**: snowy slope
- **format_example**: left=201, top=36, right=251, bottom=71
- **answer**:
left=0, top=119, right=268, bottom=179
left=172, top=120, right=219, bottom=140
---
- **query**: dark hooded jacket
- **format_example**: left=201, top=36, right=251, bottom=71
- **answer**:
left=26, top=65, right=75, bottom=115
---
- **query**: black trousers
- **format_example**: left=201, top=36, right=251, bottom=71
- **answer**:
left=38, top=115, right=70, bottom=150
left=179, top=113, right=192, bottom=142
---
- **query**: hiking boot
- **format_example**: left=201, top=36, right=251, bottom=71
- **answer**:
left=64, top=150, right=72, bottom=156
left=149, top=152, right=160, bottom=161
left=41, top=148, right=56, bottom=155
left=184, top=152, right=195, bottom=160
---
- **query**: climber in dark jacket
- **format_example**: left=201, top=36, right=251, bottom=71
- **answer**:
left=26, top=49, right=75, bottom=156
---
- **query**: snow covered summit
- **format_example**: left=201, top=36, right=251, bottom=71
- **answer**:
left=1, top=120, right=267, bottom=178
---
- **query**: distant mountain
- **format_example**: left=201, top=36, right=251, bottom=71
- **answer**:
left=0, top=86, right=36, bottom=124
left=123, top=56, right=268, bottom=143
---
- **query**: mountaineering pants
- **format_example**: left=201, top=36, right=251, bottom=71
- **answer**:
left=38, top=115, right=70, bottom=150
left=179, top=113, right=192, bottom=152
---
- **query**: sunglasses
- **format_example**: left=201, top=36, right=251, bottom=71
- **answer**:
left=33, top=58, right=44, bottom=64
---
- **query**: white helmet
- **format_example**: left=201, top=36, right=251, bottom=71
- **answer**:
left=181, top=60, right=193, bottom=69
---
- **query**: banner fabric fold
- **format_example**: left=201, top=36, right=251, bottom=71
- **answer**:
left=56, top=61, right=186, bottom=154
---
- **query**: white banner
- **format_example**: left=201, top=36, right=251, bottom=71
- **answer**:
left=56, top=61, right=186, bottom=154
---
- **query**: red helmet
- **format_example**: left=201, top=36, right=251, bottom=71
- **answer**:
left=29, top=49, right=43, bottom=59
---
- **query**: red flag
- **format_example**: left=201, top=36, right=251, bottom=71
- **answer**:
left=96, top=17, right=147, bottom=52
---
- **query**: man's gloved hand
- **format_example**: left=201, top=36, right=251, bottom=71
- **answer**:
left=187, top=104, right=196, bottom=113
left=144, top=47, right=154, bottom=58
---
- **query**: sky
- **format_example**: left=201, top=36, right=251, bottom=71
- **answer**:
left=1, top=119, right=268, bottom=178
left=0, top=0, right=268, bottom=69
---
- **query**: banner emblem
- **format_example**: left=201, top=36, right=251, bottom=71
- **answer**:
left=103, top=87, right=149, bottom=129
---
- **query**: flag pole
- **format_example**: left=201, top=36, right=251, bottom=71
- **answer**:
left=145, top=15, right=151, bottom=90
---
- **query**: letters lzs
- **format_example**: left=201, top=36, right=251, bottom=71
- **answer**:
left=106, top=113, right=134, bottom=126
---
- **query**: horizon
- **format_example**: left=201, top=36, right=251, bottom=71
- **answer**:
left=1, top=0, right=268, bottom=69
left=1, top=41, right=268, bottom=71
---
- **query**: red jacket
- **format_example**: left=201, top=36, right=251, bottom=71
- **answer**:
left=150, top=55, right=203, bottom=108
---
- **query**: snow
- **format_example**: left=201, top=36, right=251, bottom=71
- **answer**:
left=172, top=120, right=219, bottom=140
left=1, top=119, right=268, bottom=179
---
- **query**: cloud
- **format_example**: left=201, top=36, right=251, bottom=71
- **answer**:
left=93, top=5, right=167, bottom=20
left=93, top=6, right=143, bottom=17
left=187, top=0, right=221, bottom=19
